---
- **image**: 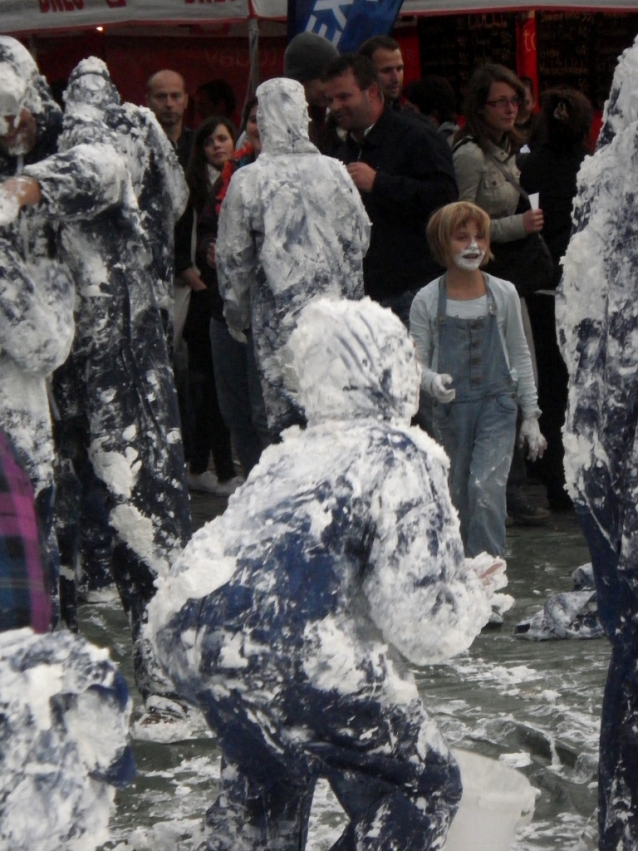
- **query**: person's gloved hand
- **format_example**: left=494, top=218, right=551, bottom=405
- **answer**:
left=430, top=373, right=456, bottom=403
left=518, top=417, right=547, bottom=461
left=227, top=325, right=247, bottom=345
left=0, top=185, right=20, bottom=226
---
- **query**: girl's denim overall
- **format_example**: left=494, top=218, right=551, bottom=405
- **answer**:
left=433, top=279, right=517, bottom=557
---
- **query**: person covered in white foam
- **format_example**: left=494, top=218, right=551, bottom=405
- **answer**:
left=0, top=36, right=75, bottom=620
left=147, top=296, right=507, bottom=851
left=216, top=76, right=370, bottom=434
left=410, top=201, right=545, bottom=558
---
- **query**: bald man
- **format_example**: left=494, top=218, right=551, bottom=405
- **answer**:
left=147, top=69, right=190, bottom=158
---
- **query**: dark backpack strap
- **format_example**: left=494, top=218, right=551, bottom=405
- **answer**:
left=451, top=134, right=477, bottom=155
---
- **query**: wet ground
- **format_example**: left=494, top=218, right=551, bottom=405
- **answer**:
left=85, top=485, right=607, bottom=851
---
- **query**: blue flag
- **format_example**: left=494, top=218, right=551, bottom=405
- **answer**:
left=287, top=0, right=404, bottom=53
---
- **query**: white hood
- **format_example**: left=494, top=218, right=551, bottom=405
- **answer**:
left=284, top=297, right=420, bottom=425
left=256, top=77, right=317, bottom=156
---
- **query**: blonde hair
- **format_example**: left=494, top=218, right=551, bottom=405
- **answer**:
left=427, top=202, right=493, bottom=268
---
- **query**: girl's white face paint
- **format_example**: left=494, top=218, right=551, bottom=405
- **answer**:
left=452, top=240, right=486, bottom=271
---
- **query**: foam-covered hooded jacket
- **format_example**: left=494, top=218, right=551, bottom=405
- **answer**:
left=148, top=298, right=501, bottom=850
left=557, top=39, right=638, bottom=850
left=23, top=57, right=191, bottom=588
left=557, top=37, right=638, bottom=643
left=0, top=36, right=74, bottom=496
left=216, top=77, right=370, bottom=431
left=0, top=628, right=134, bottom=851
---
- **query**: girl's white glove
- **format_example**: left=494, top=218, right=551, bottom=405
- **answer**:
left=518, top=417, right=547, bottom=462
left=429, top=373, right=456, bottom=403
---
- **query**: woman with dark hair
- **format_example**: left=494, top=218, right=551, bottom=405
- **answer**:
left=520, top=88, right=593, bottom=511
left=452, top=63, right=549, bottom=527
left=453, top=63, right=543, bottom=245
left=183, top=116, right=243, bottom=496
left=215, top=96, right=261, bottom=211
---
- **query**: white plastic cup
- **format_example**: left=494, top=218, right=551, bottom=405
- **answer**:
left=442, top=749, right=538, bottom=851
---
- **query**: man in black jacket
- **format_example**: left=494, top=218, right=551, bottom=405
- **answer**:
left=359, top=35, right=405, bottom=111
left=323, top=54, right=458, bottom=324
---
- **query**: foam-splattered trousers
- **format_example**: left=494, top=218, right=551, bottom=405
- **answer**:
left=433, top=283, right=517, bottom=558
left=200, top=682, right=461, bottom=851
left=578, top=502, right=638, bottom=851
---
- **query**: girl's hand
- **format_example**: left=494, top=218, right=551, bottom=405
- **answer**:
left=522, top=208, right=544, bottom=234
left=518, top=417, right=547, bottom=461
left=430, top=373, right=456, bottom=403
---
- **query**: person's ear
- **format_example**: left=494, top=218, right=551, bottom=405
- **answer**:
left=367, top=81, right=382, bottom=104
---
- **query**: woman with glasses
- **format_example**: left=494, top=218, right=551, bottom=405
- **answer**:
left=452, top=63, right=543, bottom=244
left=452, top=63, right=550, bottom=528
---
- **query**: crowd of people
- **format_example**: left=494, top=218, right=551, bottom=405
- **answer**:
left=0, top=23, right=629, bottom=851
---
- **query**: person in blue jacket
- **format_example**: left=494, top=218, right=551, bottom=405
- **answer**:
left=148, top=296, right=506, bottom=851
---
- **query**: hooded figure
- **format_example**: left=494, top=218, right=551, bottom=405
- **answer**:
left=148, top=298, right=505, bottom=851
left=1, top=55, right=191, bottom=697
left=61, top=57, right=188, bottom=318
left=216, top=77, right=370, bottom=432
left=556, top=35, right=638, bottom=851
left=45, top=59, right=191, bottom=630
left=0, top=55, right=190, bottom=696
left=0, top=628, right=134, bottom=851
left=0, top=38, right=74, bottom=575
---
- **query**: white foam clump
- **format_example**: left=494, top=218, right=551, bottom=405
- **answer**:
left=0, top=628, right=132, bottom=851
left=0, top=188, right=19, bottom=226
left=557, top=39, right=638, bottom=508
left=598, top=34, right=638, bottom=141
left=499, top=751, right=533, bottom=768
left=111, top=503, right=170, bottom=579
left=89, top=439, right=141, bottom=498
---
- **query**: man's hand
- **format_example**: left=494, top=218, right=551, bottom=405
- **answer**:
left=179, top=266, right=207, bottom=292
left=346, top=162, right=376, bottom=193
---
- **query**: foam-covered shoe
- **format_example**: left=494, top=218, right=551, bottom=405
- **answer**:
left=215, top=476, right=244, bottom=497
left=188, top=470, right=220, bottom=493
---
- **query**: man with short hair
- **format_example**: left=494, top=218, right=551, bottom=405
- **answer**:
left=283, top=31, right=339, bottom=148
left=147, top=67, right=200, bottom=478
left=323, top=53, right=458, bottom=321
left=359, top=35, right=405, bottom=110
left=147, top=70, right=190, bottom=154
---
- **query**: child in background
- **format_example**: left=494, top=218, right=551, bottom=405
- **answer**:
left=410, top=201, right=546, bottom=558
